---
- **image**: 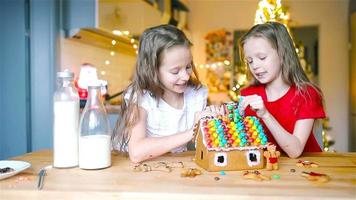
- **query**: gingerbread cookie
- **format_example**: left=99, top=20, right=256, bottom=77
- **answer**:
left=181, top=168, right=202, bottom=177
left=301, top=171, right=330, bottom=183
left=242, top=170, right=271, bottom=181
left=133, top=163, right=172, bottom=172
left=296, top=160, right=319, bottom=168
left=264, top=143, right=280, bottom=170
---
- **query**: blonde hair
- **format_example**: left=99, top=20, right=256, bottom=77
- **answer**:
left=112, top=24, right=201, bottom=152
left=238, top=22, right=322, bottom=96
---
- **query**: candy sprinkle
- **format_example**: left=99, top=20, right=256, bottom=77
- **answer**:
left=272, top=174, right=281, bottom=179
left=219, top=171, right=226, bottom=176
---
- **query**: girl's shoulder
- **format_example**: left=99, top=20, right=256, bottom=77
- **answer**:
left=295, top=84, right=323, bottom=101
left=305, top=84, right=322, bottom=95
left=292, top=84, right=325, bottom=119
left=185, top=85, right=208, bottom=98
left=123, top=87, right=156, bottom=107
left=140, top=90, right=159, bottom=108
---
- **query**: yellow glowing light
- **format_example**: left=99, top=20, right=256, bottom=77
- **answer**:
left=112, top=30, right=123, bottom=36
left=105, top=60, right=110, bottom=65
left=133, top=44, right=138, bottom=49
left=123, top=31, right=130, bottom=36
left=130, top=38, right=135, bottom=44
left=110, top=51, right=115, bottom=56
left=237, top=74, right=247, bottom=86
left=223, top=60, right=231, bottom=65
left=111, top=40, right=117, bottom=45
left=254, top=0, right=290, bottom=26
left=101, top=71, right=106, bottom=75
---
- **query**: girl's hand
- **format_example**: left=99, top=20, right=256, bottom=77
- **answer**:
left=239, top=95, right=268, bottom=118
left=204, top=105, right=225, bottom=116
left=193, top=110, right=213, bottom=125
left=193, top=105, right=224, bottom=124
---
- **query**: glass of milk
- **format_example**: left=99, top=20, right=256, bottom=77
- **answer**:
left=53, top=70, right=79, bottom=168
left=79, top=81, right=111, bottom=169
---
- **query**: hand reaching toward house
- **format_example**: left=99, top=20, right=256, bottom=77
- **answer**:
left=193, top=105, right=224, bottom=125
left=239, top=95, right=268, bottom=118
left=205, top=105, right=225, bottom=116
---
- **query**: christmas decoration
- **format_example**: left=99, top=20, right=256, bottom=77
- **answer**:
left=204, top=29, right=233, bottom=96
left=205, top=29, right=232, bottom=63
left=254, top=0, right=290, bottom=26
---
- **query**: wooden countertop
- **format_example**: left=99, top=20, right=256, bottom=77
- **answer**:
left=0, top=150, right=355, bottom=200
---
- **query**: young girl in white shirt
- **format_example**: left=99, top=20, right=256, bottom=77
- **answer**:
left=112, top=25, right=219, bottom=163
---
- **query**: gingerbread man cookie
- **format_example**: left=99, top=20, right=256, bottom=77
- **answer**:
left=301, top=171, right=330, bottom=183
left=296, top=160, right=319, bottom=168
left=242, top=170, right=271, bottom=181
left=181, top=168, right=202, bottom=178
left=264, top=143, right=280, bottom=170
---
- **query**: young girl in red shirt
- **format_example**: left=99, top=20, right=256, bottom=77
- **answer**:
left=238, top=22, right=325, bottom=158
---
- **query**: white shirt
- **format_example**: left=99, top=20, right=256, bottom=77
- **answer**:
left=124, top=86, right=208, bottom=153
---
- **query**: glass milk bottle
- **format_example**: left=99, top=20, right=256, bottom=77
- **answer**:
left=53, top=70, right=79, bottom=168
left=79, top=81, right=111, bottom=169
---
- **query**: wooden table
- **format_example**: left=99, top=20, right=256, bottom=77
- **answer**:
left=0, top=150, right=355, bottom=200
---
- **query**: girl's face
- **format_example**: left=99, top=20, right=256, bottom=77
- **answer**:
left=158, top=45, right=192, bottom=96
left=243, top=36, right=282, bottom=85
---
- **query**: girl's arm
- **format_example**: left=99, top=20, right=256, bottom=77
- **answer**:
left=128, top=107, right=194, bottom=163
left=260, top=111, right=314, bottom=158
left=128, top=107, right=217, bottom=163
left=240, top=95, right=314, bottom=158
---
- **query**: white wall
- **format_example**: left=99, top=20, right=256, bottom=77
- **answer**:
left=60, top=38, right=136, bottom=95
left=99, top=0, right=161, bottom=35
left=351, top=13, right=356, bottom=151
left=187, top=0, right=350, bottom=151
left=60, top=0, right=163, bottom=97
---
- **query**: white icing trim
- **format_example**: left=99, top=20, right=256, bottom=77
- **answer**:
left=206, top=145, right=266, bottom=152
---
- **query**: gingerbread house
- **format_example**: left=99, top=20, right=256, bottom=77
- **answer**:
left=194, top=102, right=268, bottom=171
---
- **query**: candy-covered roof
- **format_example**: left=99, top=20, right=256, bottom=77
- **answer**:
left=198, top=102, right=267, bottom=151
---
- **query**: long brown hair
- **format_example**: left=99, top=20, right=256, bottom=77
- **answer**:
left=112, top=24, right=201, bottom=152
left=238, top=22, right=322, bottom=96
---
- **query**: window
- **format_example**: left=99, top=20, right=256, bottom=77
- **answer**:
left=214, top=152, right=227, bottom=167
left=249, top=153, right=257, bottom=162
left=245, top=150, right=261, bottom=167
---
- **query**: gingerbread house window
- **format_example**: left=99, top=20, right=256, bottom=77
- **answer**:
left=249, top=153, right=257, bottom=162
left=245, top=150, right=261, bottom=167
left=214, top=152, right=227, bottom=167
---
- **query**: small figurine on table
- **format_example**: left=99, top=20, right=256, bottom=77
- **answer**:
left=264, top=143, right=280, bottom=170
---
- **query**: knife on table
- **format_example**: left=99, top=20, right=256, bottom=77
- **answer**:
left=37, top=165, right=52, bottom=190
